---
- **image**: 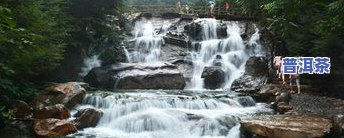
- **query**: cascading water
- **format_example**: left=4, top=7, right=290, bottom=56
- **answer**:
left=79, top=55, right=102, bottom=77
left=187, top=19, right=251, bottom=90
left=248, top=24, right=264, bottom=56
left=69, top=91, right=272, bottom=138
left=71, top=18, right=270, bottom=138
left=124, top=19, right=166, bottom=63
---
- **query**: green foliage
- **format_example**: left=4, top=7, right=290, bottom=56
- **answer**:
left=0, top=79, right=39, bottom=100
left=0, top=0, right=67, bottom=79
left=67, top=0, right=124, bottom=48
left=237, top=0, right=344, bottom=92
left=0, top=105, right=15, bottom=119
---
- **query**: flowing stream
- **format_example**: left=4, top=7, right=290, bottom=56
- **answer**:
left=72, top=18, right=269, bottom=138
left=69, top=90, right=272, bottom=138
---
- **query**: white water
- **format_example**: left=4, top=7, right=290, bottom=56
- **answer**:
left=248, top=24, right=264, bottom=56
left=124, top=19, right=168, bottom=63
left=69, top=91, right=272, bottom=138
left=72, top=18, right=269, bottom=138
left=79, top=55, right=101, bottom=77
left=187, top=19, right=254, bottom=90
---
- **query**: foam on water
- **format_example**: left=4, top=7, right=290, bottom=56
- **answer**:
left=79, top=55, right=101, bottom=77
left=124, top=19, right=165, bottom=63
left=69, top=91, right=272, bottom=138
left=187, top=20, right=251, bottom=90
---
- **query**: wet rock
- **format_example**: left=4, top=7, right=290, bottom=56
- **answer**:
left=241, top=115, right=332, bottom=138
left=201, top=66, right=225, bottom=89
left=216, top=115, right=239, bottom=129
left=231, top=57, right=268, bottom=93
left=186, top=113, right=204, bottom=121
left=125, top=12, right=142, bottom=21
left=184, top=20, right=227, bottom=41
left=9, top=100, right=32, bottom=119
left=34, top=104, right=70, bottom=119
left=332, top=114, right=344, bottom=136
left=244, top=57, right=268, bottom=76
left=161, top=12, right=181, bottom=19
left=276, top=102, right=293, bottom=114
left=276, top=92, right=291, bottom=103
left=73, top=108, right=103, bottom=129
left=84, top=63, right=186, bottom=89
left=33, top=119, right=77, bottom=137
left=212, top=55, right=223, bottom=67
left=234, top=96, right=256, bottom=107
left=30, top=82, right=86, bottom=110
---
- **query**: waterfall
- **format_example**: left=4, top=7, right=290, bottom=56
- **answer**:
left=79, top=55, right=101, bottom=77
left=248, top=24, right=264, bottom=56
left=187, top=19, right=249, bottom=90
left=70, top=91, right=272, bottom=138
left=125, top=19, right=165, bottom=63
left=70, top=18, right=271, bottom=138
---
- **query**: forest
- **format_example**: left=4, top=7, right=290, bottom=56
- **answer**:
left=0, top=0, right=344, bottom=137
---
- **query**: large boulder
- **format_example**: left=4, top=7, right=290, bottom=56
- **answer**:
left=30, top=82, right=86, bottom=110
left=241, top=115, right=332, bottom=138
left=34, top=104, right=70, bottom=119
left=73, top=108, right=103, bottom=129
left=231, top=57, right=268, bottom=93
left=201, top=66, right=225, bottom=89
left=33, top=119, right=77, bottom=137
left=244, top=56, right=268, bottom=76
left=84, top=63, right=186, bottom=89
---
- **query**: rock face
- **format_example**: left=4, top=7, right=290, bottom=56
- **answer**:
left=34, top=104, right=70, bottom=119
left=84, top=63, right=186, bottom=89
left=241, top=115, right=332, bottom=138
left=184, top=20, right=227, bottom=40
left=201, top=66, right=225, bottom=89
left=30, top=82, right=86, bottom=110
left=73, top=108, right=103, bottom=129
left=33, top=119, right=77, bottom=137
left=232, top=57, right=268, bottom=93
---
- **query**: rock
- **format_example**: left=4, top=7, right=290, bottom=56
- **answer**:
left=125, top=12, right=142, bottom=21
left=34, top=104, right=70, bottom=119
left=234, top=96, right=256, bottom=107
left=73, top=108, right=103, bottom=129
left=30, top=82, right=86, bottom=110
left=241, top=115, right=332, bottom=138
left=33, top=119, right=77, bottom=137
left=212, top=55, right=223, bottom=67
left=161, top=12, right=181, bottom=19
left=332, top=114, right=344, bottom=136
left=201, top=66, right=225, bottom=89
left=276, top=92, right=291, bottom=103
left=277, top=102, right=293, bottom=114
left=9, top=100, right=32, bottom=119
left=216, top=115, right=239, bottom=129
left=184, top=20, right=227, bottom=41
left=84, top=63, right=186, bottom=89
left=231, top=57, right=268, bottom=93
left=244, top=57, right=268, bottom=76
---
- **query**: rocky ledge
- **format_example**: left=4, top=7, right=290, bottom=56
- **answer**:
left=241, top=115, right=332, bottom=138
left=84, top=62, right=186, bottom=90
